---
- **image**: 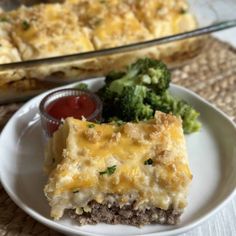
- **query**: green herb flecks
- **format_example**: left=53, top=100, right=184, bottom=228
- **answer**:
left=94, top=18, right=102, bottom=26
left=73, top=189, right=79, bottom=193
left=94, top=119, right=102, bottom=124
left=75, top=83, right=88, bottom=91
left=179, top=8, right=187, bottom=14
left=144, top=158, right=153, bottom=165
left=22, top=20, right=30, bottom=30
left=108, top=118, right=125, bottom=126
left=88, top=123, right=95, bottom=128
left=115, top=120, right=124, bottom=126
left=0, top=17, right=9, bottom=22
left=99, top=165, right=116, bottom=176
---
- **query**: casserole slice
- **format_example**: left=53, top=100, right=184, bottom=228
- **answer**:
left=66, top=0, right=153, bottom=49
left=126, top=0, right=197, bottom=38
left=65, top=0, right=154, bottom=73
left=7, top=3, right=96, bottom=80
left=44, top=111, right=192, bottom=226
left=125, top=0, right=199, bottom=63
left=0, top=11, right=25, bottom=86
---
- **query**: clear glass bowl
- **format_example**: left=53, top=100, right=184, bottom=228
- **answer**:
left=39, top=88, right=103, bottom=137
left=0, top=0, right=236, bottom=104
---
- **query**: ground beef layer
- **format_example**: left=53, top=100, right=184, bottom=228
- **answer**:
left=68, top=201, right=182, bottom=226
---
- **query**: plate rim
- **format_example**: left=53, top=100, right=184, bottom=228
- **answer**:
left=0, top=78, right=236, bottom=236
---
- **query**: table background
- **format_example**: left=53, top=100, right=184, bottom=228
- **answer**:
left=0, top=29, right=236, bottom=235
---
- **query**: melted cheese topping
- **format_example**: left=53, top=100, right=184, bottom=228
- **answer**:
left=44, top=112, right=192, bottom=220
left=92, top=12, right=152, bottom=49
left=0, top=15, right=25, bottom=85
left=67, top=0, right=196, bottom=45
left=0, top=0, right=197, bottom=84
left=66, top=0, right=152, bottom=49
left=126, top=0, right=197, bottom=37
left=9, top=4, right=94, bottom=60
left=126, top=0, right=197, bottom=62
left=66, top=0, right=129, bottom=27
left=5, top=3, right=95, bottom=79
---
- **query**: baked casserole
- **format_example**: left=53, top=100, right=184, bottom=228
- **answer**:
left=44, top=111, right=192, bottom=226
left=0, top=0, right=199, bottom=88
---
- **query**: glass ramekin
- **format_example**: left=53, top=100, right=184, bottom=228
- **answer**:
left=39, top=88, right=103, bottom=137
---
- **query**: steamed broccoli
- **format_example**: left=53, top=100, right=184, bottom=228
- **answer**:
left=119, top=86, right=153, bottom=121
left=98, top=57, right=201, bottom=134
left=115, top=86, right=153, bottom=121
left=107, top=58, right=171, bottom=95
left=145, top=91, right=201, bottom=133
left=99, top=57, right=170, bottom=122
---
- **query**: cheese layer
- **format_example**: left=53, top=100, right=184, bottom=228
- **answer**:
left=44, top=112, right=192, bottom=220
left=0, top=0, right=198, bottom=83
left=5, top=3, right=95, bottom=79
left=0, top=12, right=25, bottom=86
left=8, top=4, right=94, bottom=60
left=66, top=0, right=197, bottom=48
left=66, top=0, right=152, bottom=49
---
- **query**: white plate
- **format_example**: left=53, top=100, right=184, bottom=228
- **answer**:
left=0, top=78, right=236, bottom=236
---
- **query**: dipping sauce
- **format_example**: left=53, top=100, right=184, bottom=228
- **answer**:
left=39, top=89, right=103, bottom=137
left=46, top=95, right=96, bottom=120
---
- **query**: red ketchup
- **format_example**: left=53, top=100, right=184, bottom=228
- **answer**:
left=46, top=95, right=96, bottom=120
left=39, top=89, right=102, bottom=137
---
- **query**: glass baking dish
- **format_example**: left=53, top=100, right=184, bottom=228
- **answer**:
left=0, top=0, right=236, bottom=104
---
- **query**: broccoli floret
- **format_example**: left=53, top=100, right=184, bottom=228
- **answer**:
left=145, top=91, right=201, bottom=133
left=98, top=86, right=118, bottom=120
left=116, top=86, right=153, bottom=121
left=97, top=57, right=201, bottom=134
left=101, top=86, right=153, bottom=122
left=107, top=58, right=171, bottom=95
left=97, top=86, right=115, bottom=102
left=176, top=101, right=201, bottom=133
left=145, top=91, right=171, bottom=113
left=105, top=71, right=126, bottom=84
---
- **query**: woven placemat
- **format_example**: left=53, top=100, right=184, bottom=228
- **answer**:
left=0, top=36, right=236, bottom=236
